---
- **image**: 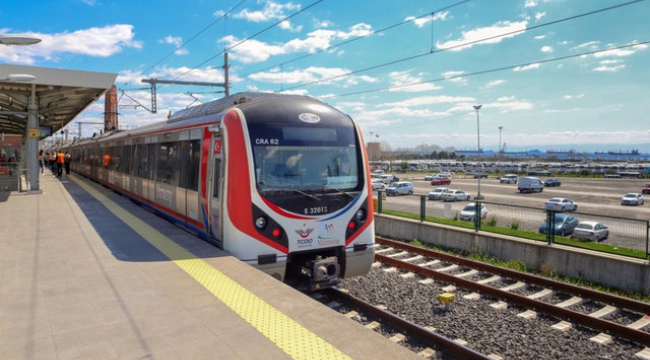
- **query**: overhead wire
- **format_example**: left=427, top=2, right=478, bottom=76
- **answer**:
left=320, top=40, right=650, bottom=100
left=120, top=0, right=248, bottom=88
left=277, top=0, right=647, bottom=94
left=240, top=0, right=471, bottom=78
left=171, top=0, right=326, bottom=81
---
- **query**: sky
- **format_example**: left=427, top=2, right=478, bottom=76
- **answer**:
left=1, top=0, right=649, bottom=153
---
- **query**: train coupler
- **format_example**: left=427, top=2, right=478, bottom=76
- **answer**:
left=305, top=256, right=340, bottom=291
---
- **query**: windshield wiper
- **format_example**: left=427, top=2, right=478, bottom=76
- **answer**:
left=292, top=189, right=321, bottom=201
left=324, top=186, right=356, bottom=199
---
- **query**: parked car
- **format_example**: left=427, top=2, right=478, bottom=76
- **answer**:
left=621, top=193, right=644, bottom=206
left=459, top=203, right=488, bottom=221
left=385, top=181, right=413, bottom=196
left=428, top=187, right=450, bottom=200
left=544, top=198, right=578, bottom=212
left=571, top=221, right=609, bottom=241
left=642, top=183, right=650, bottom=195
left=438, top=172, right=453, bottom=179
left=518, top=177, right=544, bottom=193
left=474, top=172, right=488, bottom=179
left=379, top=174, right=399, bottom=184
left=544, top=178, right=562, bottom=187
left=441, top=189, right=471, bottom=202
left=430, top=176, right=451, bottom=186
left=538, top=214, right=579, bottom=236
left=371, top=179, right=386, bottom=190
left=500, top=174, right=518, bottom=184
left=424, top=174, right=436, bottom=181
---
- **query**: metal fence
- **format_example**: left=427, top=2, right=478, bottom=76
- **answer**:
left=374, top=190, right=650, bottom=260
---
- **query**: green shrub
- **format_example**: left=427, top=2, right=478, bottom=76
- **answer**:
left=508, top=220, right=520, bottom=231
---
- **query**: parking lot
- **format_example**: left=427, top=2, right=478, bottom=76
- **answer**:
left=378, top=175, right=650, bottom=252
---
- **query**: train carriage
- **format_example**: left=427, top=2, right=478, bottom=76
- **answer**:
left=66, top=92, right=375, bottom=289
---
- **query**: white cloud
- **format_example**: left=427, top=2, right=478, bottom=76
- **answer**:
left=233, top=1, right=301, bottom=22
left=435, top=21, right=528, bottom=51
left=563, top=94, right=584, bottom=100
left=484, top=79, right=505, bottom=89
left=222, top=24, right=373, bottom=63
left=381, top=95, right=473, bottom=108
left=513, top=63, right=541, bottom=71
left=160, top=36, right=188, bottom=55
left=593, top=64, right=626, bottom=72
left=406, top=11, right=450, bottom=28
left=387, top=70, right=442, bottom=92
left=248, top=66, right=377, bottom=87
left=0, top=25, right=142, bottom=64
left=541, top=45, right=553, bottom=53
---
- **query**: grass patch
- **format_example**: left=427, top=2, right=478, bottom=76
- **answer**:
left=379, top=209, right=647, bottom=259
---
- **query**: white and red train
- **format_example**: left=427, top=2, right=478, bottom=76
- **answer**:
left=65, top=92, right=375, bottom=289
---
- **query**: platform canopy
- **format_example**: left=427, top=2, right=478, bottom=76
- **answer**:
left=0, top=64, right=117, bottom=138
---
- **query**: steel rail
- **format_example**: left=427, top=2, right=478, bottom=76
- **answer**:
left=376, top=237, right=650, bottom=347
left=328, top=287, right=493, bottom=360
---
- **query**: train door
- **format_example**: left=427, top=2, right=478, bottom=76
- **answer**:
left=208, top=129, right=223, bottom=247
left=179, top=129, right=202, bottom=233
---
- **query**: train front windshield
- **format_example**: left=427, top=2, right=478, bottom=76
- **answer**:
left=251, top=125, right=360, bottom=193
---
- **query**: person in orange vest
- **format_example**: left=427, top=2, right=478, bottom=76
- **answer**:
left=56, top=150, right=65, bottom=177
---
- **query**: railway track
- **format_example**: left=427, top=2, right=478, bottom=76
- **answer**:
left=314, top=237, right=650, bottom=359
left=374, top=237, right=650, bottom=347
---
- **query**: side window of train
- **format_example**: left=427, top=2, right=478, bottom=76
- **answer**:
left=213, top=159, right=221, bottom=198
left=119, top=145, right=131, bottom=173
left=155, top=141, right=178, bottom=185
left=178, top=140, right=200, bottom=191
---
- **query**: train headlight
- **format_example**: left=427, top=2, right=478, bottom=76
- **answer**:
left=271, top=228, right=282, bottom=238
left=255, top=216, right=267, bottom=229
left=355, top=209, right=366, bottom=222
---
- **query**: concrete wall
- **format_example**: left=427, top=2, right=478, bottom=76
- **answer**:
left=375, top=214, right=650, bottom=295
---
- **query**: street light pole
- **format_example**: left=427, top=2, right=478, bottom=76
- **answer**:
left=498, top=126, right=503, bottom=156
left=473, top=105, right=483, bottom=199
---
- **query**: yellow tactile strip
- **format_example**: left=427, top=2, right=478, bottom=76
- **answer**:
left=70, top=175, right=351, bottom=360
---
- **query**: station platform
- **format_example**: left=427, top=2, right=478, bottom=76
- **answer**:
left=0, top=171, right=420, bottom=360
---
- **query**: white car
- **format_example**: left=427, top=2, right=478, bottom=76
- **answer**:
left=424, top=174, right=436, bottom=181
left=545, top=198, right=578, bottom=212
left=459, top=203, right=487, bottom=221
left=500, top=174, right=518, bottom=184
left=385, top=181, right=413, bottom=196
left=371, top=179, right=386, bottom=190
left=572, top=221, right=609, bottom=241
left=441, top=189, right=471, bottom=202
left=621, top=193, right=644, bottom=206
left=428, top=187, right=450, bottom=200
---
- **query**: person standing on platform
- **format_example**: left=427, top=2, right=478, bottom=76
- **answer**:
left=56, top=150, right=65, bottom=177
left=38, top=150, right=44, bottom=174
left=64, top=151, right=71, bottom=175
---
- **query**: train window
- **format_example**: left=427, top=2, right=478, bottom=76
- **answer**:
left=155, top=142, right=178, bottom=184
left=213, top=159, right=221, bottom=198
left=178, top=140, right=200, bottom=191
left=134, top=144, right=154, bottom=180
left=119, top=145, right=132, bottom=173
left=254, top=145, right=359, bottom=191
left=110, top=145, right=120, bottom=171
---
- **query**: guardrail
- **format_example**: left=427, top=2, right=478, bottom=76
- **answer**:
left=374, top=191, right=650, bottom=260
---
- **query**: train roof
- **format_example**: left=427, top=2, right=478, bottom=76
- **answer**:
left=168, top=92, right=273, bottom=122
left=65, top=92, right=329, bottom=146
